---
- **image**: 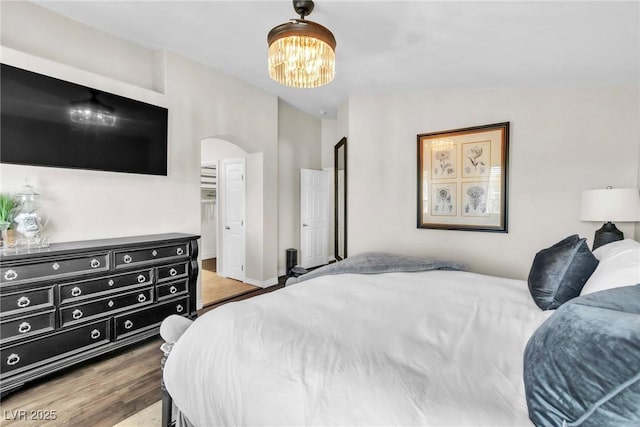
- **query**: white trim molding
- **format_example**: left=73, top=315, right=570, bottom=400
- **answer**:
left=244, top=277, right=279, bottom=289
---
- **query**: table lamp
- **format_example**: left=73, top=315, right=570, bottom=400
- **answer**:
left=579, top=187, right=640, bottom=250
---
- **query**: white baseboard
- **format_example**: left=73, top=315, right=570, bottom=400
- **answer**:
left=244, top=276, right=279, bottom=288
left=201, top=253, right=216, bottom=260
left=207, top=272, right=273, bottom=287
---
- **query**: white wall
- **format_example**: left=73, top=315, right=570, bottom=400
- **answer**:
left=246, top=153, right=265, bottom=285
left=321, top=119, right=337, bottom=170
left=320, top=119, right=338, bottom=258
left=0, top=1, right=279, bottom=285
left=164, top=51, right=278, bottom=284
left=277, top=101, right=321, bottom=275
left=345, top=86, right=640, bottom=280
left=0, top=1, right=156, bottom=91
left=201, top=139, right=247, bottom=163
left=337, top=101, right=350, bottom=143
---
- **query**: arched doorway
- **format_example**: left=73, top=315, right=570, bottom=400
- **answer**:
left=200, top=137, right=258, bottom=306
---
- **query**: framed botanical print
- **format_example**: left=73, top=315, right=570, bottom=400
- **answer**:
left=417, top=122, right=509, bottom=232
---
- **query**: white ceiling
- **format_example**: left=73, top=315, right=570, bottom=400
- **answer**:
left=35, top=1, right=639, bottom=118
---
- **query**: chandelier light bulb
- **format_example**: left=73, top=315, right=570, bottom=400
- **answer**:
left=267, top=1, right=336, bottom=88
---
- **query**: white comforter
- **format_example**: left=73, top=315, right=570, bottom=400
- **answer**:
left=164, top=270, right=550, bottom=426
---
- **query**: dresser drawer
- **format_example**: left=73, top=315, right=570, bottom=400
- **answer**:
left=0, top=253, right=109, bottom=286
left=1, top=320, right=109, bottom=376
left=0, top=310, right=55, bottom=344
left=114, top=297, right=188, bottom=340
left=60, top=287, right=154, bottom=327
left=157, top=262, right=188, bottom=283
left=59, top=269, right=152, bottom=303
left=0, top=287, right=54, bottom=318
left=114, top=244, right=189, bottom=268
left=157, top=279, right=188, bottom=301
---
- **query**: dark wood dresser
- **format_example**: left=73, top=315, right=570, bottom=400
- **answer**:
left=0, top=233, right=199, bottom=395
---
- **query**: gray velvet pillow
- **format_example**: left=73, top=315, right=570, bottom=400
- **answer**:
left=524, top=285, right=640, bottom=427
left=528, top=235, right=598, bottom=310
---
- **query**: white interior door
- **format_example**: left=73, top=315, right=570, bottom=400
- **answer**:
left=222, top=158, right=245, bottom=282
left=300, top=169, right=329, bottom=268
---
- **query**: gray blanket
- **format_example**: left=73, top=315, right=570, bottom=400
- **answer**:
left=524, top=284, right=640, bottom=426
left=290, top=251, right=465, bottom=285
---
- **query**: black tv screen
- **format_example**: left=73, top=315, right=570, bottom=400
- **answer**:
left=1, top=64, right=168, bottom=175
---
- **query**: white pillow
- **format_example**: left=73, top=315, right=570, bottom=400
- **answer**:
left=581, top=239, right=640, bottom=295
left=592, top=238, right=640, bottom=261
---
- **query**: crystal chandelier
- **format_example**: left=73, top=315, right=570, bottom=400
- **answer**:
left=268, top=0, right=336, bottom=88
left=69, top=89, right=117, bottom=127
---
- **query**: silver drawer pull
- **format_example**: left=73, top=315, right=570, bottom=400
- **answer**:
left=52, top=262, right=60, bottom=270
left=7, top=353, right=20, bottom=366
left=90, top=258, right=101, bottom=268
left=176, top=247, right=184, bottom=256
left=17, top=296, right=30, bottom=308
left=124, top=320, right=133, bottom=330
left=90, top=329, right=101, bottom=339
left=123, top=254, right=132, bottom=264
left=18, top=322, right=31, bottom=334
left=71, top=287, right=82, bottom=297
left=169, top=286, right=178, bottom=294
left=4, top=270, right=18, bottom=281
left=108, top=300, right=115, bottom=308
left=108, top=279, right=115, bottom=286
left=137, top=294, right=146, bottom=303
left=152, top=250, right=158, bottom=257
left=137, top=274, right=146, bottom=283
left=176, top=304, right=184, bottom=313
left=72, top=309, right=83, bottom=320
left=169, top=268, right=178, bottom=277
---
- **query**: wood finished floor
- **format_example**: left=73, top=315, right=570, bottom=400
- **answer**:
left=0, top=277, right=284, bottom=427
left=0, top=337, right=163, bottom=427
left=201, top=258, right=258, bottom=306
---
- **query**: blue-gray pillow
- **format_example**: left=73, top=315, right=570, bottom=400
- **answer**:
left=528, top=235, right=598, bottom=310
left=524, top=285, right=640, bottom=426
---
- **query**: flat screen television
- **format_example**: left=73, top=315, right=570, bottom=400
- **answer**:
left=1, top=64, right=168, bottom=175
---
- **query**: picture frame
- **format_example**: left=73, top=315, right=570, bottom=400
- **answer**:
left=417, top=122, right=509, bottom=232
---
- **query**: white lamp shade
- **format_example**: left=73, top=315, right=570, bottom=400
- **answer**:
left=580, top=188, right=640, bottom=222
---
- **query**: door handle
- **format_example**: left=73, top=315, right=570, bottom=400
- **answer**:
left=225, top=226, right=231, bottom=230
left=302, top=223, right=309, bottom=227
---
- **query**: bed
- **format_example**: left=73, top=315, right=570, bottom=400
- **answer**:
left=160, top=241, right=640, bottom=427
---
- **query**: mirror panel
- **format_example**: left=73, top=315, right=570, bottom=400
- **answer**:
left=334, top=137, right=347, bottom=260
